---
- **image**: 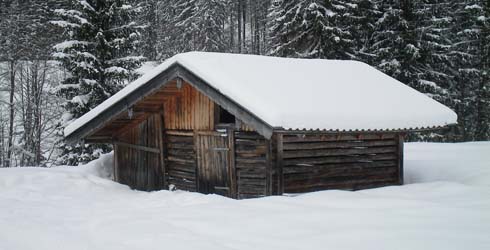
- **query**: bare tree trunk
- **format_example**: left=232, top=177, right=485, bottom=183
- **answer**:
left=250, top=0, right=255, bottom=53
left=229, top=7, right=234, bottom=52
left=6, top=60, right=16, bottom=168
left=242, top=0, right=246, bottom=52
left=0, top=119, right=4, bottom=167
left=35, top=62, right=45, bottom=165
left=237, top=0, right=242, bottom=53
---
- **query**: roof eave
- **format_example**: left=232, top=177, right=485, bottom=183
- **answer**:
left=273, top=123, right=457, bottom=134
left=64, top=63, right=275, bottom=144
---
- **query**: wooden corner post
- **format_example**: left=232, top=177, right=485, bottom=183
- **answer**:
left=158, top=110, right=168, bottom=189
left=227, top=127, right=237, bottom=199
left=113, top=142, right=118, bottom=182
left=398, top=133, right=404, bottom=185
left=276, top=133, right=284, bottom=195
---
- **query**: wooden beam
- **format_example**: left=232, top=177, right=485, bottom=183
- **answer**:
left=114, top=141, right=160, bottom=154
left=398, top=134, right=405, bottom=185
left=158, top=112, right=167, bottom=189
left=64, top=64, right=181, bottom=144
left=276, top=133, right=284, bottom=195
left=193, top=130, right=200, bottom=192
left=166, top=130, right=194, bottom=136
left=132, top=107, right=163, bottom=113
left=112, top=112, right=154, bottom=138
left=227, top=127, right=237, bottom=199
left=113, top=144, right=119, bottom=182
left=265, top=138, right=273, bottom=196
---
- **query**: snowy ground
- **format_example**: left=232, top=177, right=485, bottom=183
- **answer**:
left=0, top=143, right=489, bottom=250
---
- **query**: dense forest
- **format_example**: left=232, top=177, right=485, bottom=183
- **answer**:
left=0, top=0, right=489, bottom=167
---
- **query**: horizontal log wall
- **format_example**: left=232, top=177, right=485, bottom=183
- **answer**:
left=235, top=131, right=269, bottom=199
left=280, top=133, right=402, bottom=193
left=165, top=130, right=197, bottom=192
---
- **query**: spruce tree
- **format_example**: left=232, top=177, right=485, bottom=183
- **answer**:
left=449, top=0, right=487, bottom=141
left=195, top=0, right=227, bottom=52
left=370, top=1, right=417, bottom=84
left=267, top=0, right=353, bottom=59
left=475, top=0, right=490, bottom=140
left=135, top=0, right=158, bottom=60
left=170, top=0, right=227, bottom=53
left=52, top=0, right=145, bottom=165
left=348, top=0, right=380, bottom=64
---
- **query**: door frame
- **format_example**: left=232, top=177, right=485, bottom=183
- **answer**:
left=194, top=128, right=236, bottom=198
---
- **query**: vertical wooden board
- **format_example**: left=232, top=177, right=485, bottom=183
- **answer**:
left=147, top=115, right=155, bottom=191
left=398, top=134, right=404, bottom=185
left=227, top=128, right=237, bottom=198
left=137, top=121, right=147, bottom=190
left=157, top=112, right=167, bottom=189
left=265, top=139, right=273, bottom=196
left=276, top=133, right=284, bottom=195
left=162, top=83, right=215, bottom=131
left=113, top=143, right=118, bottom=182
left=195, top=132, right=231, bottom=196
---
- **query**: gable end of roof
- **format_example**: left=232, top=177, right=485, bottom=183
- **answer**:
left=65, top=63, right=274, bottom=144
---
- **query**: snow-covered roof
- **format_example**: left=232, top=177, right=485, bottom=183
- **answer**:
left=64, top=52, right=457, bottom=137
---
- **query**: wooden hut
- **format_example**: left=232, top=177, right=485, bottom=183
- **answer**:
left=64, top=52, right=457, bottom=199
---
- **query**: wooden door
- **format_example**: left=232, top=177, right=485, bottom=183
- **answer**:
left=195, top=131, right=232, bottom=197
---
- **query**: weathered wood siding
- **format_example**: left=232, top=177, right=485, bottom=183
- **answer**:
left=195, top=131, right=232, bottom=196
left=115, top=114, right=163, bottom=191
left=276, top=133, right=402, bottom=193
left=235, top=131, right=271, bottom=199
left=165, top=131, right=197, bottom=192
left=162, top=82, right=215, bottom=130
left=111, top=80, right=405, bottom=197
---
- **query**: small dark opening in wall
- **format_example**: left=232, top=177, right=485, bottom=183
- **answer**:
left=219, top=107, right=235, bottom=124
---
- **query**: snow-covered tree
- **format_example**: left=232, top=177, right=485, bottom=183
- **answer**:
left=476, top=0, right=490, bottom=140
left=267, top=0, right=353, bottom=59
left=370, top=1, right=413, bottom=83
left=170, top=0, right=228, bottom=53
left=52, top=0, right=145, bottom=165
left=348, top=0, right=380, bottom=64
left=136, top=0, right=158, bottom=60
left=448, top=0, right=490, bottom=141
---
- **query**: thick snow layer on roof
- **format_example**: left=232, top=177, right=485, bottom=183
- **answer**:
left=64, top=52, right=457, bottom=136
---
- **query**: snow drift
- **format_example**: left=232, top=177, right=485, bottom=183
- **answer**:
left=0, top=142, right=489, bottom=250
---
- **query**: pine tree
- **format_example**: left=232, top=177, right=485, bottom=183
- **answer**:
left=371, top=1, right=415, bottom=84
left=449, top=0, right=487, bottom=141
left=135, top=0, right=158, bottom=60
left=413, top=1, right=453, bottom=103
left=194, top=0, right=227, bottom=52
left=52, top=0, right=145, bottom=165
left=348, top=0, right=380, bottom=64
left=170, top=0, right=227, bottom=53
left=474, top=0, right=490, bottom=140
left=267, top=0, right=353, bottom=59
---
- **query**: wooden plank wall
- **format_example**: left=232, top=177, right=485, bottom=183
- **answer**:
left=277, top=133, right=402, bottom=193
left=115, top=114, right=163, bottom=191
left=163, top=82, right=215, bottom=130
left=165, top=130, right=197, bottom=192
left=195, top=132, right=231, bottom=196
left=234, top=131, right=270, bottom=199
